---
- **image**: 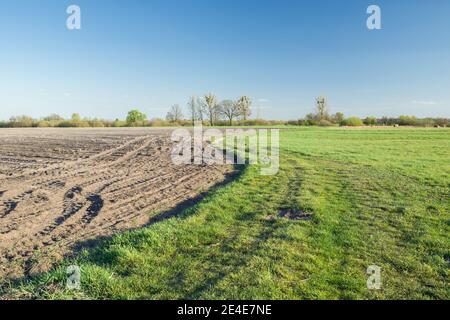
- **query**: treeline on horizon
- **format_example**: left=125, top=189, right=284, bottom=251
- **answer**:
left=1, top=95, right=448, bottom=128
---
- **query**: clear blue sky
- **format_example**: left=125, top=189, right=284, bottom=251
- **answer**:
left=0, top=0, right=449, bottom=120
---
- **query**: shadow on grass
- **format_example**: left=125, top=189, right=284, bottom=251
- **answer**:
left=72, top=164, right=247, bottom=252
left=179, top=219, right=281, bottom=299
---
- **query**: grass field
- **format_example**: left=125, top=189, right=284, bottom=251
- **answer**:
left=3, top=127, right=449, bottom=300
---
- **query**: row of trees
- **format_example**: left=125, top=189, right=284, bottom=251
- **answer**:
left=296, top=115, right=449, bottom=127
left=3, top=113, right=447, bottom=128
left=296, top=96, right=448, bottom=127
left=167, top=94, right=252, bottom=126
left=1, top=96, right=448, bottom=128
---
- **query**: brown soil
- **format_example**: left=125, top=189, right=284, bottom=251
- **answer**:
left=0, top=128, right=234, bottom=279
left=278, top=209, right=313, bottom=220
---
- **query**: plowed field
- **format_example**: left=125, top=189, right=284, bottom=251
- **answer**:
left=0, top=128, right=233, bottom=279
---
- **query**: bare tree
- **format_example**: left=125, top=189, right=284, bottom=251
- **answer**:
left=237, top=96, right=252, bottom=121
left=196, top=97, right=204, bottom=122
left=187, top=96, right=198, bottom=126
left=201, top=93, right=220, bottom=126
left=220, top=99, right=241, bottom=125
left=315, top=96, right=329, bottom=120
left=166, top=104, right=183, bottom=122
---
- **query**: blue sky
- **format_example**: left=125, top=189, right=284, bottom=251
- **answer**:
left=0, top=0, right=449, bottom=120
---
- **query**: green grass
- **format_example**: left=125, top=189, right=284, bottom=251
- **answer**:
left=3, top=127, right=449, bottom=299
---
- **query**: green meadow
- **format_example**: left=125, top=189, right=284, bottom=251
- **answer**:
left=3, top=127, right=449, bottom=300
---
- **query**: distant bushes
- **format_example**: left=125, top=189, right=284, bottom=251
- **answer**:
left=340, top=117, right=364, bottom=127
left=236, top=119, right=287, bottom=126
left=318, top=119, right=334, bottom=127
left=364, top=117, right=377, bottom=126
left=8, top=115, right=35, bottom=127
left=398, top=115, right=418, bottom=126
left=375, top=116, right=448, bottom=127
left=1, top=115, right=115, bottom=128
left=299, top=113, right=448, bottom=128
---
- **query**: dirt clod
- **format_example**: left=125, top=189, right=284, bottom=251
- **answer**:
left=278, top=209, right=314, bottom=220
